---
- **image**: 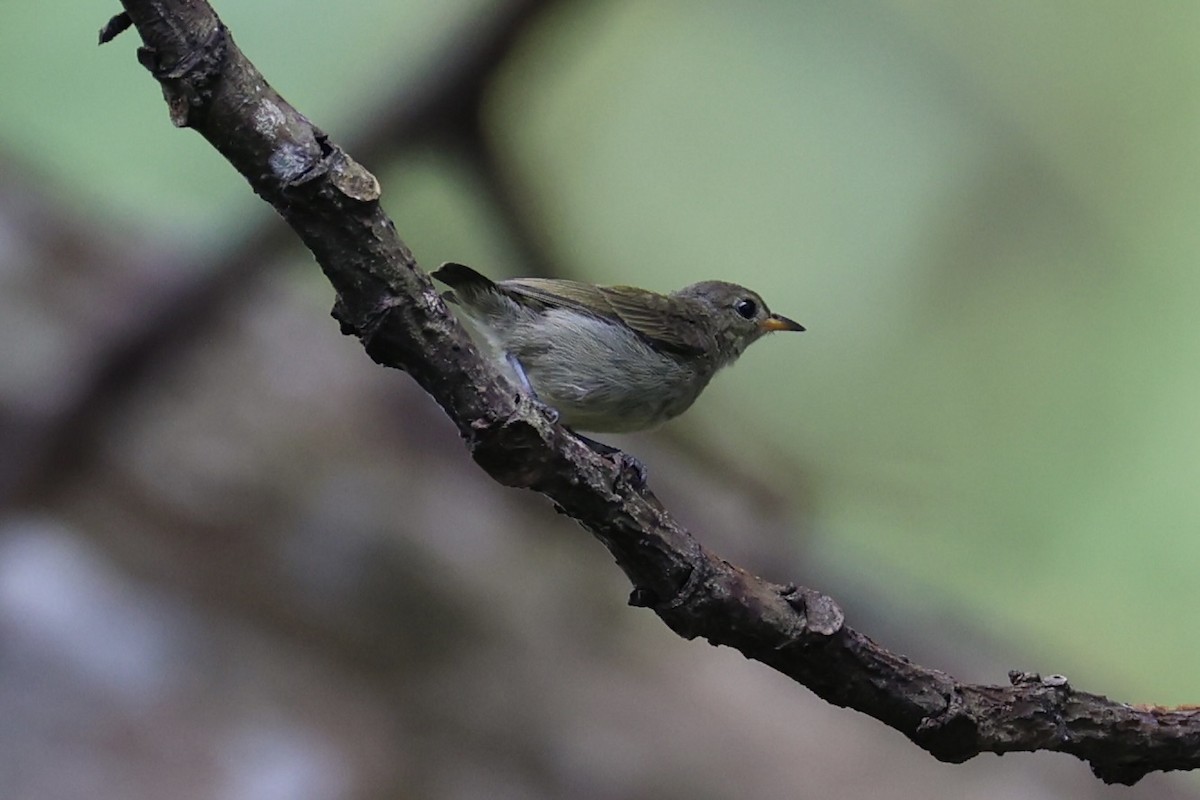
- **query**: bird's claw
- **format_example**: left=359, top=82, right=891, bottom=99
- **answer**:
left=536, top=401, right=560, bottom=425
left=572, top=432, right=648, bottom=488
left=616, top=452, right=648, bottom=488
left=506, top=352, right=560, bottom=424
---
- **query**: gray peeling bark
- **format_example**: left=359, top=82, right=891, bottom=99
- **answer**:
left=104, top=0, right=1200, bottom=786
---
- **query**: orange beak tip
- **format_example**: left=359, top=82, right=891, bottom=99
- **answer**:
left=761, top=315, right=805, bottom=332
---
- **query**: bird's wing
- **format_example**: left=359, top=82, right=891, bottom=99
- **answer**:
left=499, top=278, right=707, bottom=356
left=598, top=286, right=710, bottom=355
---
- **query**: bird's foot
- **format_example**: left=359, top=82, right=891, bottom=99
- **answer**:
left=615, top=452, right=649, bottom=488
left=534, top=400, right=560, bottom=425
left=506, top=352, right=560, bottom=424
left=573, top=433, right=648, bottom=488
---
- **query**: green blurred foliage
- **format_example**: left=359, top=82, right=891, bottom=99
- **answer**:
left=484, top=0, right=1200, bottom=701
left=9, top=1, right=1200, bottom=702
left=0, top=0, right=493, bottom=238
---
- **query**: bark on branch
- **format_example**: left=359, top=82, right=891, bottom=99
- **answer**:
left=104, top=0, right=1200, bottom=785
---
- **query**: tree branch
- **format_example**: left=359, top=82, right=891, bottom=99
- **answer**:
left=10, top=0, right=556, bottom=509
left=105, top=0, right=1200, bottom=785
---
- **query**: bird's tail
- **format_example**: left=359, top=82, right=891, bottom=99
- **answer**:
left=432, top=262, right=496, bottom=306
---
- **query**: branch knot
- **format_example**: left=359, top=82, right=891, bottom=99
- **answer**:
left=914, top=690, right=980, bottom=763
left=781, top=585, right=844, bottom=637
left=137, top=21, right=229, bottom=128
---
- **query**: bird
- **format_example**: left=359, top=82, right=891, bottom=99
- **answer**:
left=433, top=262, right=803, bottom=476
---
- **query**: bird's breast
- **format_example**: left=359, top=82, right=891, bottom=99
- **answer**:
left=508, top=310, right=716, bottom=433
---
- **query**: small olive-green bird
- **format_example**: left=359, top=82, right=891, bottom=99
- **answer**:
left=433, top=263, right=804, bottom=436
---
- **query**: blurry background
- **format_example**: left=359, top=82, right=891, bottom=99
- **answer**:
left=1, top=1, right=1198, bottom=797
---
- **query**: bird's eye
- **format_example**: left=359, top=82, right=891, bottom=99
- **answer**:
left=734, top=298, right=758, bottom=319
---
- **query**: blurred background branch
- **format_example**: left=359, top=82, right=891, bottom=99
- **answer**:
left=2, top=0, right=555, bottom=508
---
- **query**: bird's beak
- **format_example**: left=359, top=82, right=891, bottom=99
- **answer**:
left=759, top=314, right=805, bottom=332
